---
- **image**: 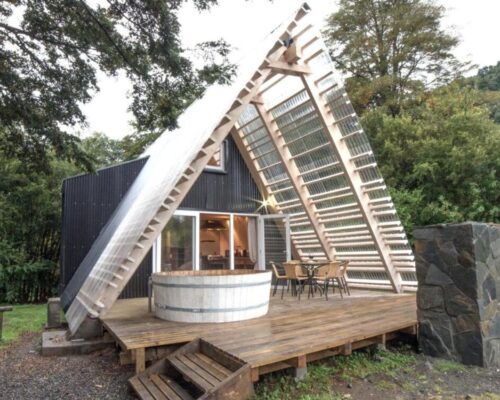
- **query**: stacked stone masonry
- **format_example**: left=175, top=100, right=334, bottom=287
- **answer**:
left=414, top=222, right=500, bottom=367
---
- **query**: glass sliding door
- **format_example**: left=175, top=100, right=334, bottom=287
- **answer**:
left=233, top=215, right=258, bottom=269
left=258, top=215, right=291, bottom=270
left=199, top=213, right=231, bottom=270
left=157, top=212, right=198, bottom=271
left=154, top=211, right=261, bottom=272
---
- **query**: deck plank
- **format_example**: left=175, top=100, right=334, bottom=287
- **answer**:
left=102, top=291, right=416, bottom=372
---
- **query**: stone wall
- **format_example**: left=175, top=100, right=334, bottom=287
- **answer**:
left=414, top=222, right=500, bottom=367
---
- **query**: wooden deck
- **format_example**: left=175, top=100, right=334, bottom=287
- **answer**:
left=101, top=291, right=417, bottom=379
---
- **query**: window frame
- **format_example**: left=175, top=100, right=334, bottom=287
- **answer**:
left=203, top=140, right=227, bottom=173
left=153, top=210, right=261, bottom=273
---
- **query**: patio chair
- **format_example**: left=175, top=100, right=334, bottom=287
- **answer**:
left=270, top=261, right=289, bottom=299
left=314, top=261, right=348, bottom=300
left=283, top=262, right=308, bottom=300
left=338, top=261, right=350, bottom=296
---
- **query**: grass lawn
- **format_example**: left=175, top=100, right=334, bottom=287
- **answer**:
left=0, top=304, right=46, bottom=348
left=252, top=344, right=500, bottom=400
left=253, top=346, right=416, bottom=400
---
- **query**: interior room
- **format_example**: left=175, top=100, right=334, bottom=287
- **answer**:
left=200, top=213, right=257, bottom=270
left=200, top=214, right=230, bottom=269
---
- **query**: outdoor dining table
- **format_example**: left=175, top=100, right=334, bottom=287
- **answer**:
left=299, top=260, right=329, bottom=299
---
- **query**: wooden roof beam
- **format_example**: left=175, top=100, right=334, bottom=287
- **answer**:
left=268, top=61, right=311, bottom=76
left=300, top=74, right=403, bottom=293
left=254, top=102, right=334, bottom=260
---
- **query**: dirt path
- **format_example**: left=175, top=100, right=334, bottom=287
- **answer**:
left=0, top=333, right=135, bottom=400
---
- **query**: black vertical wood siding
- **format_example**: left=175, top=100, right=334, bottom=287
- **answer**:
left=180, top=137, right=263, bottom=213
left=60, top=136, right=263, bottom=299
left=60, top=158, right=151, bottom=300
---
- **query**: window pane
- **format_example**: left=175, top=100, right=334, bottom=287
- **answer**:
left=160, top=215, right=195, bottom=271
left=200, top=214, right=230, bottom=270
left=233, top=216, right=257, bottom=270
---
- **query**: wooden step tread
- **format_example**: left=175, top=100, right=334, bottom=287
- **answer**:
left=130, top=374, right=194, bottom=400
left=169, top=354, right=215, bottom=392
left=186, top=352, right=232, bottom=381
left=157, top=375, right=194, bottom=400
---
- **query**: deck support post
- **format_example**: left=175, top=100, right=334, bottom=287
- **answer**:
left=341, top=341, right=352, bottom=356
left=400, top=324, right=418, bottom=336
left=289, top=355, right=307, bottom=381
left=380, top=333, right=387, bottom=348
left=135, top=348, right=146, bottom=373
left=251, top=367, right=260, bottom=383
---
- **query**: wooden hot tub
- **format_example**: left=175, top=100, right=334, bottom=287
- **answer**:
left=152, top=269, right=272, bottom=323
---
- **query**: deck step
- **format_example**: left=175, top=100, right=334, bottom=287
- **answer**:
left=169, top=354, right=216, bottom=392
left=130, top=338, right=254, bottom=400
left=130, top=374, right=194, bottom=400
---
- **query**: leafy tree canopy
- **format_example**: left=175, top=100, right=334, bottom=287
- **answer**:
left=80, top=132, right=125, bottom=169
left=0, top=141, right=81, bottom=302
left=362, top=84, right=500, bottom=236
left=477, top=61, right=500, bottom=91
left=472, top=61, right=500, bottom=123
left=324, top=0, right=465, bottom=115
left=0, top=0, right=232, bottom=172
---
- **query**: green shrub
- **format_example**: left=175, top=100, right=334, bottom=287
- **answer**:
left=0, top=241, right=58, bottom=303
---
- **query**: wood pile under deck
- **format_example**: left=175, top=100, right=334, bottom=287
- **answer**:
left=101, top=292, right=417, bottom=380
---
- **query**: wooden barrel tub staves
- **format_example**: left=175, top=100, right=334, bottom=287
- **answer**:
left=152, top=269, right=272, bottom=323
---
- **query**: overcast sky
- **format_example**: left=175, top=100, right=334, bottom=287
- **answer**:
left=80, top=0, right=500, bottom=139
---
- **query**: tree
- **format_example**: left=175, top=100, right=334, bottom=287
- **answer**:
left=80, top=132, right=125, bottom=168
left=477, top=61, right=500, bottom=91
left=324, top=0, right=464, bottom=115
left=0, top=0, right=232, bottom=172
left=0, top=144, right=81, bottom=302
left=474, top=61, right=500, bottom=123
left=119, top=129, right=160, bottom=161
left=362, top=84, right=500, bottom=237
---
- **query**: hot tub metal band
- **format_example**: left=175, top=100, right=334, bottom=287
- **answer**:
left=154, top=300, right=269, bottom=313
left=152, top=281, right=269, bottom=289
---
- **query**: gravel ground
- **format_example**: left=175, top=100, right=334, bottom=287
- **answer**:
left=2, top=333, right=500, bottom=400
left=0, top=333, right=136, bottom=400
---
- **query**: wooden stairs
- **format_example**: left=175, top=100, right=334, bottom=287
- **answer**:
left=129, top=338, right=254, bottom=400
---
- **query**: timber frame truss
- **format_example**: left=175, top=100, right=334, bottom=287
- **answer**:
left=65, top=3, right=416, bottom=337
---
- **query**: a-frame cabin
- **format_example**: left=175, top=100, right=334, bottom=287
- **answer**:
left=60, top=2, right=417, bottom=350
